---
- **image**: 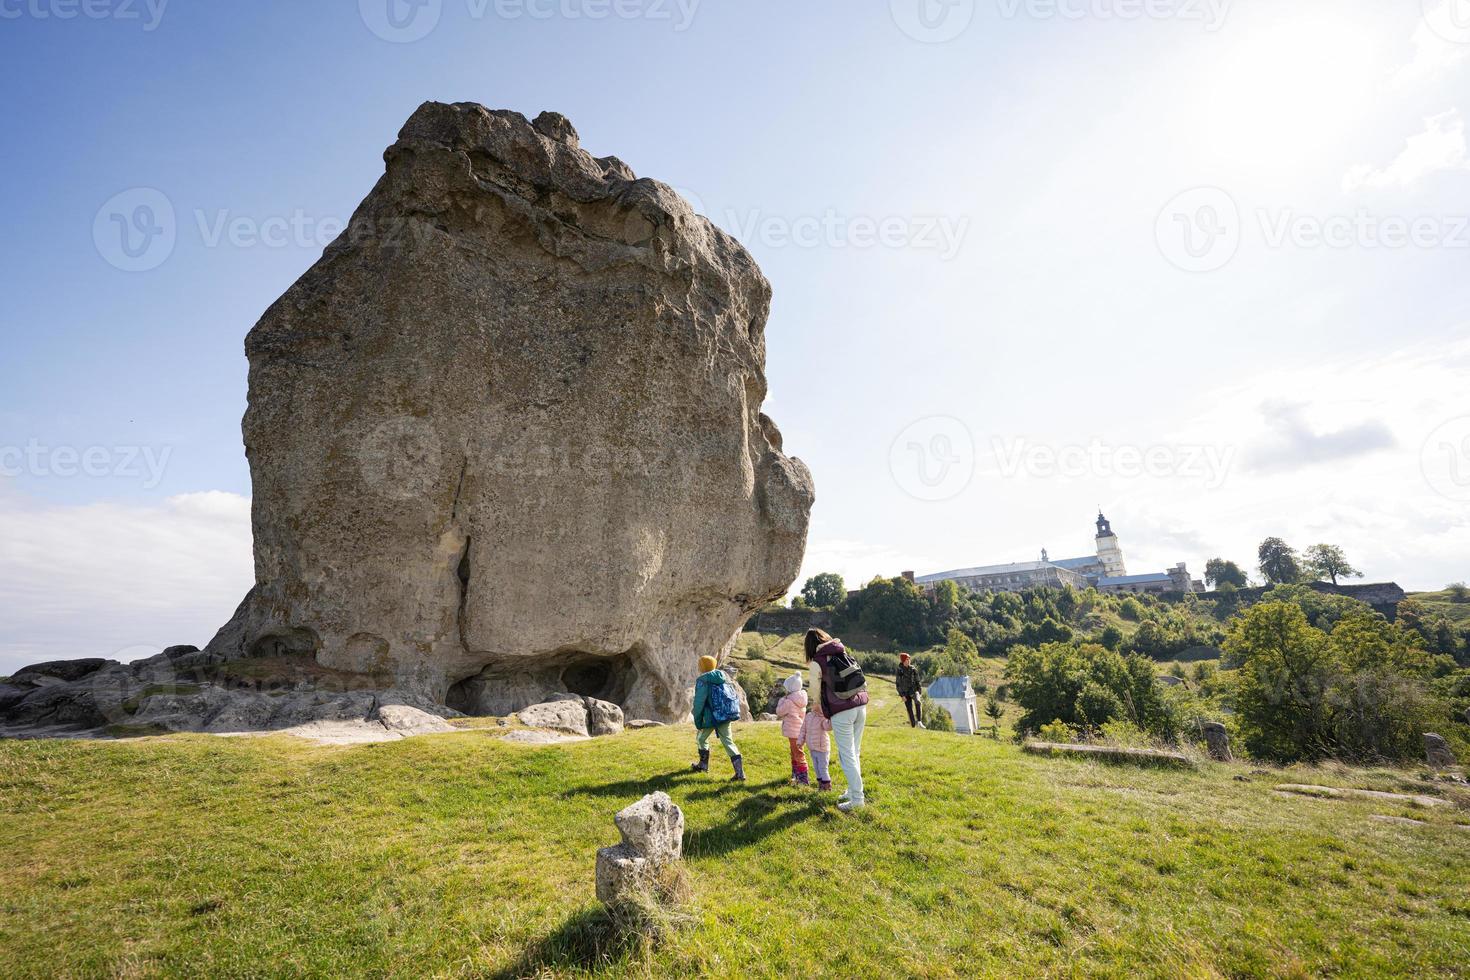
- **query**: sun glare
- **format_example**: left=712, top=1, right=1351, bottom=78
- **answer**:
left=1200, top=9, right=1387, bottom=174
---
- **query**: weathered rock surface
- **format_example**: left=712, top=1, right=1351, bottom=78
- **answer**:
left=0, top=644, right=463, bottom=740
left=200, top=101, right=812, bottom=724
left=585, top=697, right=625, bottom=737
left=518, top=697, right=591, bottom=737
left=11, top=659, right=116, bottom=685
left=376, top=704, right=456, bottom=736
left=516, top=693, right=624, bottom=737
left=595, top=791, right=684, bottom=905
left=0, top=103, right=811, bottom=737
left=1200, top=721, right=1232, bottom=762
left=1424, top=733, right=1457, bottom=769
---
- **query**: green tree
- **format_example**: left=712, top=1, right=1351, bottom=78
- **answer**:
left=1302, top=544, right=1362, bottom=586
left=1257, top=537, right=1301, bottom=585
left=944, top=627, right=980, bottom=667
left=983, top=691, right=1003, bottom=738
left=1226, top=601, right=1333, bottom=760
left=1004, top=642, right=1167, bottom=738
left=1204, top=557, right=1249, bottom=589
left=930, top=578, right=961, bottom=618
left=853, top=576, right=932, bottom=646
left=1099, top=624, right=1124, bottom=650
left=800, top=572, right=845, bottom=609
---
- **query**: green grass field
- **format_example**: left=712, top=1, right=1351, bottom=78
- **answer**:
left=3, top=695, right=1469, bottom=978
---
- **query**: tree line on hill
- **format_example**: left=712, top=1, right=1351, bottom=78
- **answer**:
left=1204, top=538, right=1361, bottom=590
left=782, top=570, right=1470, bottom=765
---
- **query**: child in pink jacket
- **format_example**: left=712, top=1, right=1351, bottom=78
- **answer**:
left=775, top=674, right=810, bottom=786
left=802, top=703, right=833, bottom=791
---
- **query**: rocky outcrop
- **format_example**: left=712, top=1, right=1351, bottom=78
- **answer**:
left=203, top=101, right=812, bottom=724
left=0, top=103, right=811, bottom=736
left=0, top=644, right=462, bottom=738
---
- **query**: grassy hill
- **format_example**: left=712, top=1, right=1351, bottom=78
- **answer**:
left=1409, top=589, right=1470, bottom=625
left=3, top=710, right=1468, bottom=977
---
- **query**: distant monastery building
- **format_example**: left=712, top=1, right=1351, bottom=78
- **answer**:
left=911, top=513, right=1201, bottom=596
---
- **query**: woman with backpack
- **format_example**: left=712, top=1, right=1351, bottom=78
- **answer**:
left=805, top=628, right=869, bottom=811
left=690, top=654, right=745, bottom=781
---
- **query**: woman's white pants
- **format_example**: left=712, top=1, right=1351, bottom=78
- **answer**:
left=830, top=705, right=867, bottom=804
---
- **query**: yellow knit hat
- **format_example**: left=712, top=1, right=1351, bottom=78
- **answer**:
left=698, top=655, right=718, bottom=673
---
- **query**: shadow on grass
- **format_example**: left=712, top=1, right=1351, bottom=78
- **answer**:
left=562, top=771, right=825, bottom=857
left=559, top=768, right=701, bottom=800
left=683, top=788, right=825, bottom=857
left=490, top=904, right=647, bottom=979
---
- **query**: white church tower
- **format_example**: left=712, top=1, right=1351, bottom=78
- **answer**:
left=1095, top=511, right=1126, bottom=577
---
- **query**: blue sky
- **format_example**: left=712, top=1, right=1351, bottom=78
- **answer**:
left=2, top=0, right=1469, bottom=673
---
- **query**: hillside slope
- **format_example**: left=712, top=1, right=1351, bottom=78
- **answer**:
left=2, top=723, right=1468, bottom=977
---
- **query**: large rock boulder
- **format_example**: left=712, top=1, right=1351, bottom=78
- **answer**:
left=202, top=102, right=812, bottom=724
left=518, top=697, right=591, bottom=737
left=584, top=697, right=625, bottom=737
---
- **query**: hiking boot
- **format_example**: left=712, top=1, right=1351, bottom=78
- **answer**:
left=794, top=769, right=810, bottom=787
left=691, top=749, right=710, bottom=773
left=730, top=755, right=746, bottom=782
left=817, top=779, right=832, bottom=791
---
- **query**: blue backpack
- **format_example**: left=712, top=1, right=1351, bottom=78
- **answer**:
left=705, top=677, right=742, bottom=724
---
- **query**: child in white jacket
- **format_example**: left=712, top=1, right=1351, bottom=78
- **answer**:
left=775, top=674, right=809, bottom=785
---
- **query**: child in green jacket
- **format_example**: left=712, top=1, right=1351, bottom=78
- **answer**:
left=690, top=654, right=745, bottom=781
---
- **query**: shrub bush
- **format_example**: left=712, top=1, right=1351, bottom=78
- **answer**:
left=1005, top=641, right=1173, bottom=739
left=1038, top=719, right=1074, bottom=742
left=857, top=650, right=901, bottom=676
left=733, top=663, right=777, bottom=716
left=921, top=699, right=955, bottom=732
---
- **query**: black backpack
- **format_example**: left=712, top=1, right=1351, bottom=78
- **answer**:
left=822, top=648, right=867, bottom=703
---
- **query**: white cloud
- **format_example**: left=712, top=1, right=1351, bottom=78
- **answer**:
left=1398, top=2, right=1470, bottom=84
left=1145, top=335, right=1470, bottom=589
left=1344, top=110, right=1470, bottom=192
left=0, top=490, right=253, bottom=676
left=1245, top=400, right=1397, bottom=473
